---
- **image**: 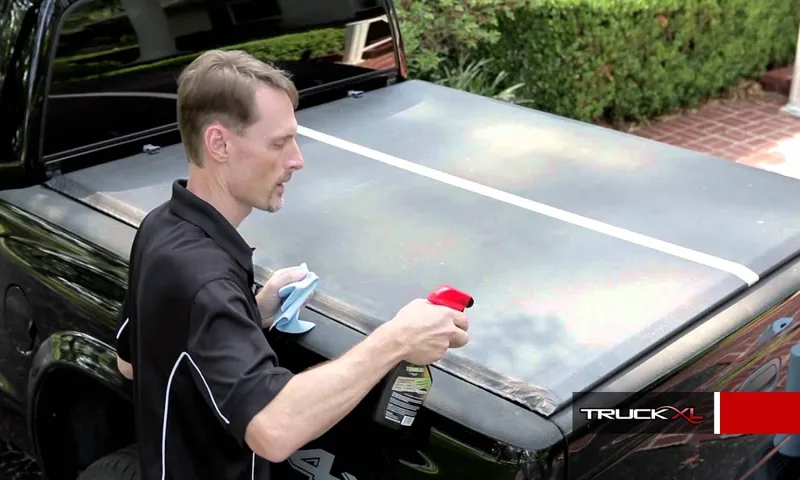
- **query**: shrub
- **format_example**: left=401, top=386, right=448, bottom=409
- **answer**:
left=430, top=53, right=532, bottom=103
left=483, top=0, right=800, bottom=122
left=394, top=0, right=525, bottom=79
left=397, top=0, right=799, bottom=123
left=394, top=0, right=532, bottom=100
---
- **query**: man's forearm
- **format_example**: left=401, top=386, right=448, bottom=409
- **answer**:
left=246, top=324, right=407, bottom=461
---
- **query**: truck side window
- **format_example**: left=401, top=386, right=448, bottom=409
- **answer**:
left=43, top=0, right=397, bottom=158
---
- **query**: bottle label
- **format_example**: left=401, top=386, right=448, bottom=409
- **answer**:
left=383, top=364, right=431, bottom=427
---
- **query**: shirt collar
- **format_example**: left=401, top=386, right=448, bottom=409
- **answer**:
left=168, top=179, right=255, bottom=277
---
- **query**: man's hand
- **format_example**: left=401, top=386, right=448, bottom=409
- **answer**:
left=256, top=265, right=310, bottom=328
left=244, top=296, right=469, bottom=462
left=382, top=298, right=470, bottom=365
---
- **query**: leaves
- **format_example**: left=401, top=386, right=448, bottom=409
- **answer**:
left=395, top=0, right=524, bottom=78
left=431, top=53, right=532, bottom=103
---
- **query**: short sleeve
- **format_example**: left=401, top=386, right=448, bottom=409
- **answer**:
left=117, top=223, right=146, bottom=365
left=115, top=290, right=132, bottom=363
left=187, top=278, right=295, bottom=445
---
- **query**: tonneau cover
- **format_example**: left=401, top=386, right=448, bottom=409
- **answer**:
left=48, top=80, right=800, bottom=415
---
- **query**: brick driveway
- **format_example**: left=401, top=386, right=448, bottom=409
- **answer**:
left=633, top=92, right=800, bottom=179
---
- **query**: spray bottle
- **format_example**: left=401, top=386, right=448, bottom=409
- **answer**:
left=372, top=285, right=474, bottom=430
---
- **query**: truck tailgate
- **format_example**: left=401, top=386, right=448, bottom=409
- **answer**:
left=50, top=80, right=800, bottom=416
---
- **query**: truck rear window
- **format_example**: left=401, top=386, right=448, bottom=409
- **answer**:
left=43, top=0, right=398, bottom=158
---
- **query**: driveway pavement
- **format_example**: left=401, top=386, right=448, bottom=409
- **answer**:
left=633, top=91, right=800, bottom=180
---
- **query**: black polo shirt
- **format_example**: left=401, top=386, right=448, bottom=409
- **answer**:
left=115, top=179, right=294, bottom=480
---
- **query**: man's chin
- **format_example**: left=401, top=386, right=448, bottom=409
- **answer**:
left=264, top=194, right=284, bottom=213
left=252, top=186, right=285, bottom=213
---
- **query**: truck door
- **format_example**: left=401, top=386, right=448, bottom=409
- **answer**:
left=564, top=284, right=800, bottom=479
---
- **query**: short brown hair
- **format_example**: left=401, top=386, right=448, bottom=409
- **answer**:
left=176, top=49, right=299, bottom=166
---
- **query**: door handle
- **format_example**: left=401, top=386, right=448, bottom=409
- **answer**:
left=739, top=358, right=781, bottom=392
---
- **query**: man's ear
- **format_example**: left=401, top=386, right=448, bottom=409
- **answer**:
left=203, top=123, right=229, bottom=163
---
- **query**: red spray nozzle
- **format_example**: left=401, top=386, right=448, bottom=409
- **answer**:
left=427, top=285, right=474, bottom=312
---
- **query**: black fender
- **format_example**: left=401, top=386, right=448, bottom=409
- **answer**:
left=26, top=331, right=132, bottom=477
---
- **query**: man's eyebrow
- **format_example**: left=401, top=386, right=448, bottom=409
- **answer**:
left=269, top=131, right=296, bottom=142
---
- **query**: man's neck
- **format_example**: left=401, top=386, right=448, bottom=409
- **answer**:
left=185, top=169, right=250, bottom=228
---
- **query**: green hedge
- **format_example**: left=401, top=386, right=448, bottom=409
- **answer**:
left=394, top=0, right=525, bottom=78
left=395, top=0, right=532, bottom=102
left=398, top=0, right=799, bottom=123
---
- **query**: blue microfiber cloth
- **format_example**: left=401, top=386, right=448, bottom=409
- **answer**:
left=272, top=263, right=318, bottom=334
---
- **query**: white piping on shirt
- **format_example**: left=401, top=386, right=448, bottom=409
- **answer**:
left=116, top=318, right=129, bottom=339
left=161, top=352, right=259, bottom=480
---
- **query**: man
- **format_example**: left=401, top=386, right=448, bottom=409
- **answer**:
left=114, top=50, right=470, bottom=480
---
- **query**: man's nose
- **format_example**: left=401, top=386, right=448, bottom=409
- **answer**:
left=286, top=139, right=304, bottom=171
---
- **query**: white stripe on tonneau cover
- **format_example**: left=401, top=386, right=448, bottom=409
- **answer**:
left=297, top=126, right=760, bottom=286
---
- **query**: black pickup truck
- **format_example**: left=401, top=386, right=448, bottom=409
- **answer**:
left=2, top=0, right=800, bottom=479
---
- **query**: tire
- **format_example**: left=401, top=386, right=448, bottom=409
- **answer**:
left=77, top=445, right=140, bottom=480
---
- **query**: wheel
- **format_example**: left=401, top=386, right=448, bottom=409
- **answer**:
left=77, top=445, right=140, bottom=480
